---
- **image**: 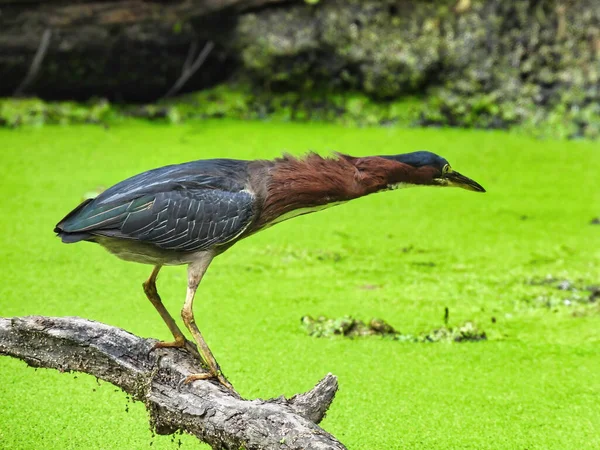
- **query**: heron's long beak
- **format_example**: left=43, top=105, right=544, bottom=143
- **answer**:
left=435, top=170, right=486, bottom=193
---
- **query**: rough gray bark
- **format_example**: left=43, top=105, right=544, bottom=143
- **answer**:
left=0, top=316, right=345, bottom=450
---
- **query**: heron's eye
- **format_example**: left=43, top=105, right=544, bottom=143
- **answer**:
left=442, top=164, right=451, bottom=174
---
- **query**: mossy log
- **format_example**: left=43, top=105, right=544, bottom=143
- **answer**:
left=235, top=0, right=599, bottom=137
left=0, top=316, right=345, bottom=450
left=0, top=0, right=290, bottom=101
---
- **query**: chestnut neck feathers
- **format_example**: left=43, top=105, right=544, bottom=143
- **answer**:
left=251, top=152, right=438, bottom=228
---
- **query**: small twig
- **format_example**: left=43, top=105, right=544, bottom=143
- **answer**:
left=14, top=28, right=52, bottom=97
left=182, top=40, right=199, bottom=73
left=161, top=40, right=214, bottom=100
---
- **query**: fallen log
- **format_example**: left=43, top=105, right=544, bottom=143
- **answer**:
left=0, top=316, right=345, bottom=450
left=0, top=0, right=292, bottom=100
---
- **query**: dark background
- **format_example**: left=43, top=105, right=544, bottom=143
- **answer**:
left=1, top=0, right=599, bottom=136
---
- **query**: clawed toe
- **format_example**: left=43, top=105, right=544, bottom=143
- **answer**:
left=151, top=338, right=199, bottom=357
left=153, top=338, right=186, bottom=349
left=184, top=372, right=214, bottom=383
left=183, top=371, right=235, bottom=392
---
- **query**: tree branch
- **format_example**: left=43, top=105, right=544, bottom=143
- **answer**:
left=0, top=316, right=345, bottom=450
left=13, top=28, right=52, bottom=97
left=161, top=40, right=215, bottom=100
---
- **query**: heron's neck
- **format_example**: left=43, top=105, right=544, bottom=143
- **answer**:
left=252, top=153, right=420, bottom=228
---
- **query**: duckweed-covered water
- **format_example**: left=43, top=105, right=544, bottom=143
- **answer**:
left=0, top=121, right=599, bottom=449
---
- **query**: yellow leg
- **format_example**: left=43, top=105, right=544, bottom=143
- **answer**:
left=181, top=256, right=234, bottom=391
left=142, top=265, right=187, bottom=349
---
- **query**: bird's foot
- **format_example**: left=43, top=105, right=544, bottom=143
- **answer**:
left=153, top=338, right=186, bottom=349
left=184, top=371, right=235, bottom=392
left=152, top=337, right=200, bottom=358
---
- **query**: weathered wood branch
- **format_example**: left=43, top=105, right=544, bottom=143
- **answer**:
left=0, top=316, right=345, bottom=450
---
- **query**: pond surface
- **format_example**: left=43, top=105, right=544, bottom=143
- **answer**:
left=0, top=120, right=599, bottom=449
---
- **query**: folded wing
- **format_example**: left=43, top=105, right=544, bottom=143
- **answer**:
left=55, top=160, right=256, bottom=252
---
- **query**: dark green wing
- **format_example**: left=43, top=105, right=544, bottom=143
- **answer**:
left=55, top=159, right=256, bottom=252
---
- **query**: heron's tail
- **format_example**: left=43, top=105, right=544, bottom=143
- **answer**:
left=54, top=198, right=95, bottom=243
left=54, top=230, right=94, bottom=243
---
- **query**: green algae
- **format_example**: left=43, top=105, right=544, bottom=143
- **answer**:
left=0, top=97, right=116, bottom=128
left=0, top=89, right=423, bottom=129
left=301, top=314, right=487, bottom=342
left=2, top=77, right=597, bottom=140
left=0, top=121, right=599, bottom=449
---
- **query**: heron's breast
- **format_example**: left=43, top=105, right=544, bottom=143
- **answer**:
left=265, top=201, right=346, bottom=227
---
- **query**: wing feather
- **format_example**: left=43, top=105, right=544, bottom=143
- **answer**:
left=55, top=159, right=255, bottom=250
left=59, top=189, right=255, bottom=252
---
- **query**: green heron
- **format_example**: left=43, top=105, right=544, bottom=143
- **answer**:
left=55, top=151, right=485, bottom=390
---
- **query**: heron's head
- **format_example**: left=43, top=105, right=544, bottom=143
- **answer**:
left=380, top=151, right=486, bottom=193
